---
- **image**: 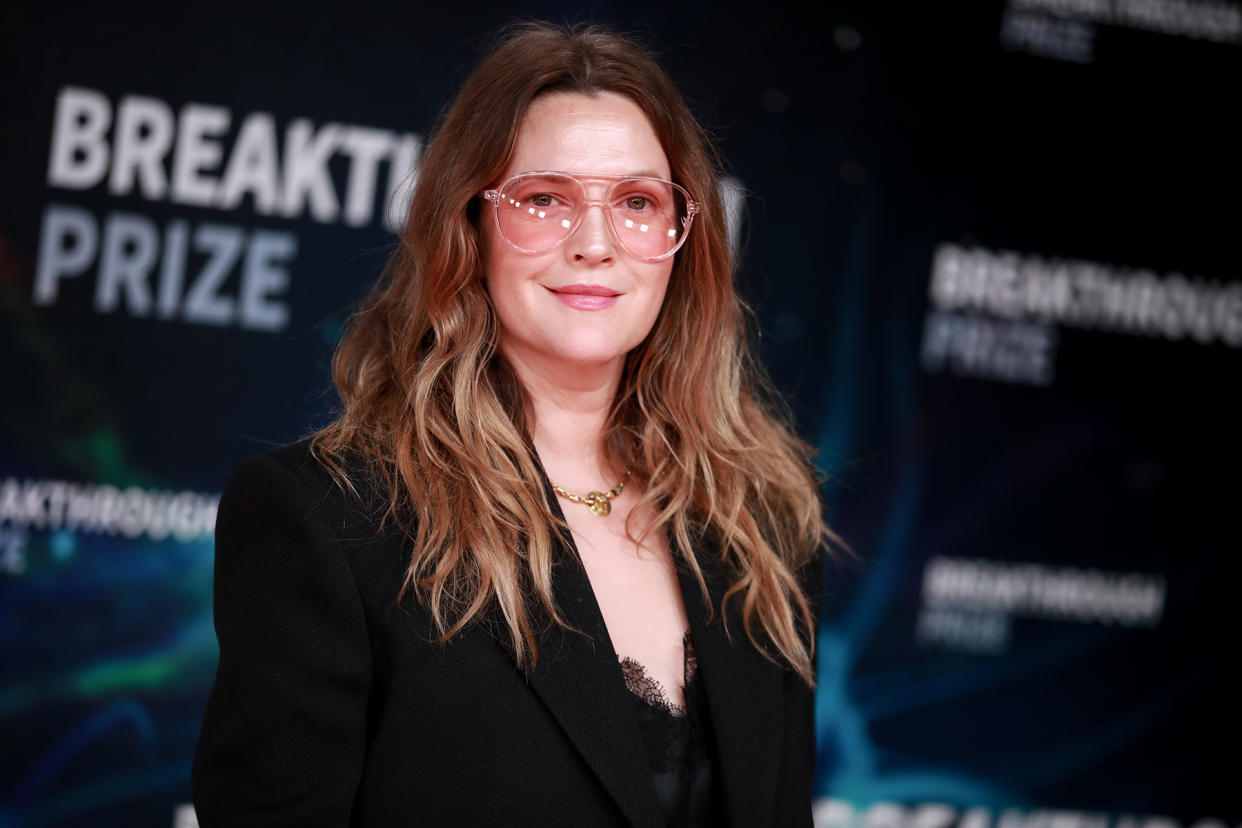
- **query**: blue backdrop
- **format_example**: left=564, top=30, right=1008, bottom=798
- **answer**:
left=1, top=1, right=1238, bottom=825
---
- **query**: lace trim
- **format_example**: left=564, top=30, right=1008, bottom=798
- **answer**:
left=618, top=631, right=697, bottom=717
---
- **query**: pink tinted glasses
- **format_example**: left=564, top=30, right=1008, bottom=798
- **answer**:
left=482, top=171, right=700, bottom=262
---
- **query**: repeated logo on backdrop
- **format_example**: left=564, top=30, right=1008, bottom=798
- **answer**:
left=35, top=85, right=420, bottom=331
left=920, top=244, right=1242, bottom=386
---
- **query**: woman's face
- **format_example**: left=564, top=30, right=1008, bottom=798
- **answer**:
left=481, top=91, right=675, bottom=379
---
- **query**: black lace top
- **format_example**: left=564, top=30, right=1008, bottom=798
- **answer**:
left=618, top=632, right=723, bottom=826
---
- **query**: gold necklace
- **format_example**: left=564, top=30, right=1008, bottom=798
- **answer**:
left=551, top=468, right=631, bottom=517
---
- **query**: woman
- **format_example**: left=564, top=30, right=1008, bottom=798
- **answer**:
left=192, top=21, right=835, bottom=828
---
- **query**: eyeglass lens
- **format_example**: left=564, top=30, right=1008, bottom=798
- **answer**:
left=493, top=174, right=690, bottom=260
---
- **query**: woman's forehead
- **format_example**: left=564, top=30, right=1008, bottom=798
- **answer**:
left=504, top=91, right=671, bottom=180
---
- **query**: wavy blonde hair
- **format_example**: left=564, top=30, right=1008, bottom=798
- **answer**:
left=313, top=21, right=837, bottom=685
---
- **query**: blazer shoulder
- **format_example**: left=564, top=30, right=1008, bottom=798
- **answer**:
left=226, top=438, right=340, bottom=501
left=222, top=438, right=392, bottom=536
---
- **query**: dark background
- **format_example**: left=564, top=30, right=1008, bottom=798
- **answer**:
left=1, top=1, right=1238, bottom=825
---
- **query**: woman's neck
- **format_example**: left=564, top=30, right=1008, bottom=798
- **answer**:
left=501, top=346, right=624, bottom=490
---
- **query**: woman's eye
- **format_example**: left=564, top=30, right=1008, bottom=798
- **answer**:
left=530, top=193, right=554, bottom=207
left=624, top=196, right=651, bottom=211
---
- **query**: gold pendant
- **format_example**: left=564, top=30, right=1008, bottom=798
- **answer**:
left=587, top=493, right=611, bottom=517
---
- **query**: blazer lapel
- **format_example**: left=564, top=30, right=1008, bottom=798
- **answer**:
left=513, top=488, right=665, bottom=828
left=678, top=547, right=785, bottom=828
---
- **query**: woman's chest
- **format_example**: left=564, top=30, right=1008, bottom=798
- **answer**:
left=571, top=524, right=691, bottom=707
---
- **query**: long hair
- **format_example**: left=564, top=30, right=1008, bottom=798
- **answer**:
left=313, top=21, right=838, bottom=686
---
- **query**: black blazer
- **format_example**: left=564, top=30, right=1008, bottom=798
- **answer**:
left=192, top=441, right=819, bottom=827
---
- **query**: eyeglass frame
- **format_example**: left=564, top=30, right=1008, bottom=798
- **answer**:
left=480, top=170, right=702, bottom=263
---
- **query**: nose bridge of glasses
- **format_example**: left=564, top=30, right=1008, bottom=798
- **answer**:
left=580, top=177, right=635, bottom=221
left=578, top=176, right=615, bottom=203
left=555, top=176, right=607, bottom=227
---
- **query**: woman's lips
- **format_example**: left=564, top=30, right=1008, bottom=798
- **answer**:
left=547, top=283, right=621, bottom=311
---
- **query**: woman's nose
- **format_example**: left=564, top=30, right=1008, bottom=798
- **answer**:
left=566, top=202, right=616, bottom=263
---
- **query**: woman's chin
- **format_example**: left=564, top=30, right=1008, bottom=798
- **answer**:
left=553, top=347, right=629, bottom=374
left=555, top=332, right=652, bottom=369
left=502, top=332, right=640, bottom=375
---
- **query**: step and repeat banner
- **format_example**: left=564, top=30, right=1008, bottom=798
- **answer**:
left=1, top=1, right=1237, bottom=826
